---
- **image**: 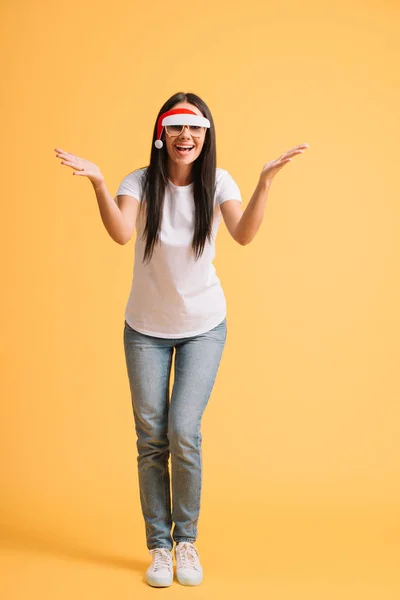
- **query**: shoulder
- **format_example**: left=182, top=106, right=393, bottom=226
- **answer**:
left=116, top=167, right=148, bottom=200
left=215, top=168, right=241, bottom=204
left=216, top=167, right=229, bottom=181
left=121, top=167, right=148, bottom=183
left=215, top=167, right=240, bottom=187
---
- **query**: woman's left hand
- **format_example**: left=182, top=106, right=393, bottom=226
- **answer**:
left=260, top=143, right=309, bottom=185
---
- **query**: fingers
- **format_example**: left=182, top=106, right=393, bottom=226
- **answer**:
left=54, top=148, right=85, bottom=173
left=281, top=144, right=309, bottom=161
left=57, top=158, right=85, bottom=171
left=60, top=161, right=81, bottom=169
left=288, top=150, right=305, bottom=158
left=55, top=148, right=71, bottom=157
left=283, top=144, right=308, bottom=153
left=286, top=143, right=309, bottom=152
left=54, top=148, right=80, bottom=161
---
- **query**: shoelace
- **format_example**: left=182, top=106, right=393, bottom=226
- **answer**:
left=149, top=548, right=172, bottom=571
left=176, top=542, right=200, bottom=571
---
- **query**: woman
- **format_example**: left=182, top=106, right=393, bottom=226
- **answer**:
left=54, top=91, right=308, bottom=588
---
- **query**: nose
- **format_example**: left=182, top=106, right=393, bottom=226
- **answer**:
left=179, top=125, right=192, bottom=139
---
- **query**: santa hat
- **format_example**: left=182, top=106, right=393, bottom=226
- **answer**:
left=154, top=108, right=210, bottom=149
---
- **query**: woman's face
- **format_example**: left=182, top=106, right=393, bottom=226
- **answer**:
left=164, top=102, right=207, bottom=166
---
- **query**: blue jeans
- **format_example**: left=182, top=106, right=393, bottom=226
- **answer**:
left=123, top=317, right=227, bottom=551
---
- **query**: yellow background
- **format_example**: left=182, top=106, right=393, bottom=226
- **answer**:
left=1, top=0, right=399, bottom=597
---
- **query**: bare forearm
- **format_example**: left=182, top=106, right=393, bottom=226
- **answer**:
left=236, top=178, right=272, bottom=245
left=92, top=180, right=128, bottom=244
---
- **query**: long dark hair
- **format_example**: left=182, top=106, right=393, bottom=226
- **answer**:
left=137, top=91, right=217, bottom=265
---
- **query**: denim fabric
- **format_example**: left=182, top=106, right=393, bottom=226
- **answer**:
left=123, top=317, right=227, bottom=551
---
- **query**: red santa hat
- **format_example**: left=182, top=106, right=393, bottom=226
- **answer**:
left=154, top=108, right=210, bottom=149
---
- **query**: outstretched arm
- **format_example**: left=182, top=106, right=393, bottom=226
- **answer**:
left=235, top=143, right=309, bottom=246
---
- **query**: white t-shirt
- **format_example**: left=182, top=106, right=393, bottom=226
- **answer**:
left=116, top=167, right=242, bottom=338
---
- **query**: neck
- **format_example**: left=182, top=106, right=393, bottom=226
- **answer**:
left=167, top=158, right=193, bottom=186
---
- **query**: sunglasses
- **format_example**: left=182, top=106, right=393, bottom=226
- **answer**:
left=165, top=124, right=207, bottom=138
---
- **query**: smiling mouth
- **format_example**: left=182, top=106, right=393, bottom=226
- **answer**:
left=175, top=145, right=195, bottom=155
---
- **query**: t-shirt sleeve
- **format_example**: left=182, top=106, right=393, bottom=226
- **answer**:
left=216, top=170, right=242, bottom=205
left=115, top=169, right=145, bottom=202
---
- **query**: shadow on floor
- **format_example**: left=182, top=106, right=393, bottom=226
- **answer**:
left=0, top=521, right=148, bottom=573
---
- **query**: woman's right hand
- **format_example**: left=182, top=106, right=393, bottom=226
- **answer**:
left=54, top=148, right=105, bottom=186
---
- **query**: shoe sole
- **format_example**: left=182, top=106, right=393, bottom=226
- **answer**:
left=176, top=573, right=203, bottom=586
left=146, top=575, right=173, bottom=587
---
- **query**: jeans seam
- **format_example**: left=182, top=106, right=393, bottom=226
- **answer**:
left=164, top=452, right=170, bottom=516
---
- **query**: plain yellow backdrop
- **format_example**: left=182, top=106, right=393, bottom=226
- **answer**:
left=1, top=0, right=399, bottom=598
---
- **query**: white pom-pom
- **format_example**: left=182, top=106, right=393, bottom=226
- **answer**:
left=154, top=139, right=163, bottom=149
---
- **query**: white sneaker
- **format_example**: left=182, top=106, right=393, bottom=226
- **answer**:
left=175, top=542, right=203, bottom=586
left=145, top=548, right=173, bottom=587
